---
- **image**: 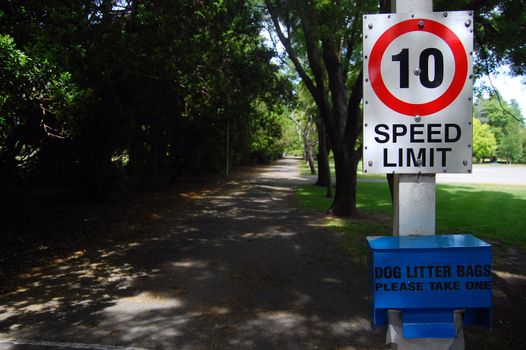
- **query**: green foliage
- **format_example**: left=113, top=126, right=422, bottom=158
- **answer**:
left=435, top=0, right=526, bottom=77
left=0, top=1, right=291, bottom=189
left=0, top=34, right=81, bottom=178
left=475, top=95, right=526, bottom=163
left=249, top=100, right=285, bottom=163
left=472, top=117, right=497, bottom=162
left=280, top=115, right=304, bottom=156
left=498, top=122, right=524, bottom=163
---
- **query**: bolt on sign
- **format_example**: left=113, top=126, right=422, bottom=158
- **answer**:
left=363, top=11, right=474, bottom=174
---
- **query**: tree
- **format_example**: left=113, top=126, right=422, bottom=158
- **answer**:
left=293, top=82, right=332, bottom=197
left=498, top=122, right=523, bottom=163
left=265, top=0, right=377, bottom=217
left=521, top=128, right=526, bottom=163
left=289, top=110, right=317, bottom=175
left=472, top=118, right=497, bottom=163
left=476, top=95, right=525, bottom=163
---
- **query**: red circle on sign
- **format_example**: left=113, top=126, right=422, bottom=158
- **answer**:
left=368, top=18, right=468, bottom=116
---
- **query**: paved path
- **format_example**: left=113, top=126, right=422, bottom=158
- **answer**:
left=0, top=159, right=384, bottom=349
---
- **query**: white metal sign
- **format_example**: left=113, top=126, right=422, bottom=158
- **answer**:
left=363, top=11, right=473, bottom=174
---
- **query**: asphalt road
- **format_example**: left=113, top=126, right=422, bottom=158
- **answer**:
left=437, top=164, right=526, bottom=186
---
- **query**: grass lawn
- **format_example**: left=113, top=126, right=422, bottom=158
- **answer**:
left=298, top=158, right=386, bottom=181
left=296, top=180, right=526, bottom=263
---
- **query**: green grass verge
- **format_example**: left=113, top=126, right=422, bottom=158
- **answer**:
left=296, top=181, right=526, bottom=263
left=298, top=159, right=386, bottom=180
left=436, top=184, right=526, bottom=248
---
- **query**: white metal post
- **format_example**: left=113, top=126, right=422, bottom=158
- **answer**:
left=393, top=174, right=435, bottom=236
left=389, top=1, right=464, bottom=350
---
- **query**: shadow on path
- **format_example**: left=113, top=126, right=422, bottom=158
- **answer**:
left=0, top=159, right=384, bottom=349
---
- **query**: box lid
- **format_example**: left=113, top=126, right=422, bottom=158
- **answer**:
left=367, top=234, right=490, bottom=250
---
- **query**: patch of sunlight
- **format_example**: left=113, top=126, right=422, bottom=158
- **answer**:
left=180, top=190, right=213, bottom=200
left=253, top=311, right=306, bottom=330
left=252, top=198, right=271, bottom=203
left=256, top=184, right=290, bottom=191
left=230, top=191, right=247, bottom=196
left=0, top=310, right=14, bottom=322
left=261, top=172, right=309, bottom=182
left=326, top=218, right=347, bottom=228
left=438, top=184, right=481, bottom=194
left=53, top=250, right=85, bottom=264
left=357, top=200, right=391, bottom=208
left=189, top=306, right=230, bottom=317
left=100, top=250, right=119, bottom=258
left=240, top=230, right=297, bottom=239
left=330, top=317, right=372, bottom=335
left=103, top=292, right=183, bottom=313
left=3, top=300, right=60, bottom=314
left=172, top=260, right=209, bottom=268
left=494, top=270, right=526, bottom=281
left=213, top=195, right=234, bottom=200
left=208, top=306, right=230, bottom=315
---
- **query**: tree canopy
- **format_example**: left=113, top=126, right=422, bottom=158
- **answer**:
left=474, top=94, right=525, bottom=163
left=0, top=0, right=291, bottom=193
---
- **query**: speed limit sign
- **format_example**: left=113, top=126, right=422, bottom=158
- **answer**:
left=363, top=11, right=473, bottom=174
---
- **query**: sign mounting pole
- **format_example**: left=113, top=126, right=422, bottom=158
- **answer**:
left=392, top=0, right=435, bottom=238
left=363, top=1, right=475, bottom=347
left=391, top=1, right=463, bottom=349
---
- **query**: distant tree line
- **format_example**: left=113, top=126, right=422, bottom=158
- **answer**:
left=473, top=95, right=526, bottom=163
left=0, top=0, right=291, bottom=195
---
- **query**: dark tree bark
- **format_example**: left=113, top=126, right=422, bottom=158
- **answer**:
left=304, top=136, right=316, bottom=175
left=322, top=31, right=363, bottom=216
left=315, top=118, right=332, bottom=198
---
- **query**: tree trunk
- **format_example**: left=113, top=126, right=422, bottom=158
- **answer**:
left=387, top=173, right=395, bottom=203
left=315, top=118, right=329, bottom=185
left=304, top=133, right=316, bottom=175
left=315, top=118, right=332, bottom=198
left=322, top=37, right=363, bottom=217
left=330, top=144, right=359, bottom=217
